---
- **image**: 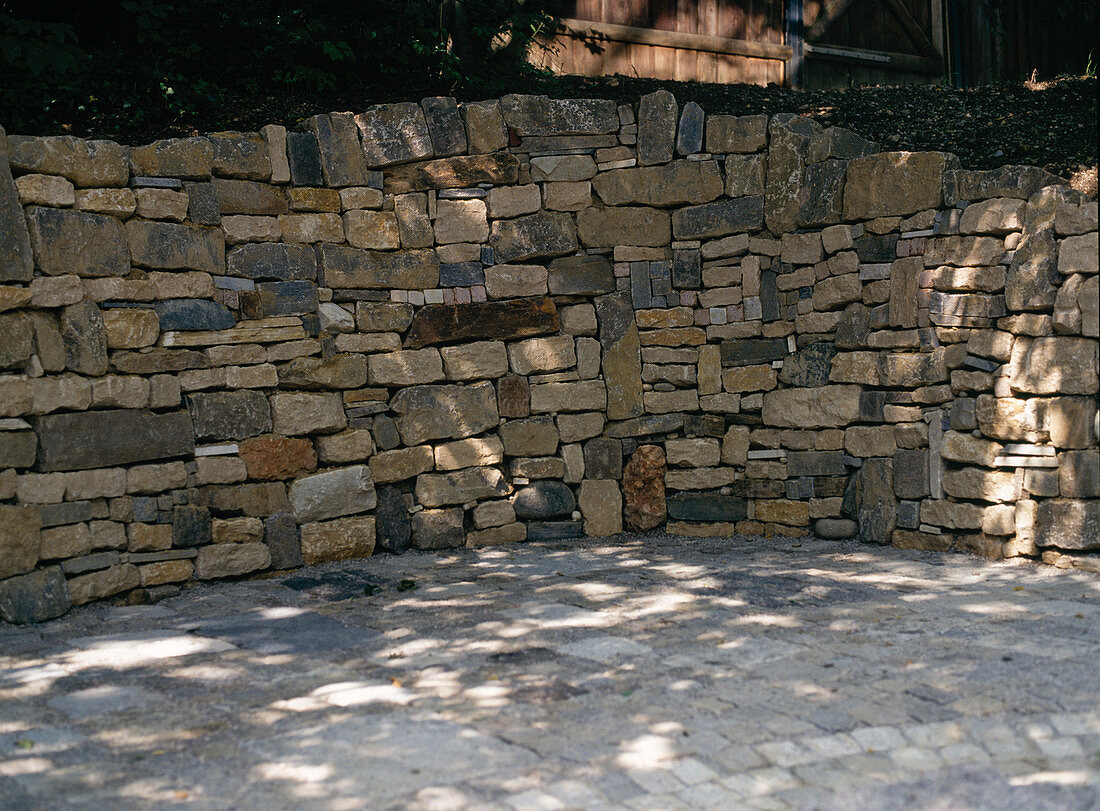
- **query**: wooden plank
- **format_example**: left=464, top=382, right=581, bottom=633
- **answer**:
left=803, top=41, right=941, bottom=73
left=883, top=0, right=942, bottom=60
left=805, top=0, right=858, bottom=41
left=555, top=17, right=794, bottom=60
left=699, top=0, right=719, bottom=38
left=698, top=48, right=719, bottom=82
left=653, top=40, right=677, bottom=79
left=930, top=0, right=944, bottom=57
left=677, top=0, right=698, bottom=34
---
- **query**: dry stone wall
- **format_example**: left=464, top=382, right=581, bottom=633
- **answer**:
left=1, top=91, right=1097, bottom=622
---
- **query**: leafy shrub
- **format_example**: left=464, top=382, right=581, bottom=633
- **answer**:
left=0, top=0, right=555, bottom=137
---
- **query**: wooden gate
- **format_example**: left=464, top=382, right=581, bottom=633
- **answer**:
left=534, top=0, right=945, bottom=87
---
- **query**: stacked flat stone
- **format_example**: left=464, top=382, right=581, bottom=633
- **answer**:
left=0, top=93, right=1096, bottom=623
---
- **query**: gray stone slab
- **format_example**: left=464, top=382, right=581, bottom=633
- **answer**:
left=35, top=409, right=195, bottom=472
left=196, top=608, right=381, bottom=654
left=47, top=685, right=165, bottom=719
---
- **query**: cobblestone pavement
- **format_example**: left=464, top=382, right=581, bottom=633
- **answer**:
left=2, top=535, right=1099, bottom=810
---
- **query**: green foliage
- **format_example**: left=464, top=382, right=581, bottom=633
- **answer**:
left=0, top=1, right=556, bottom=137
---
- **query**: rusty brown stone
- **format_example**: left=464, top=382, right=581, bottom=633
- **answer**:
left=497, top=374, right=531, bottom=418
left=404, top=297, right=559, bottom=348
left=239, top=436, right=318, bottom=481
left=623, top=444, right=667, bottom=531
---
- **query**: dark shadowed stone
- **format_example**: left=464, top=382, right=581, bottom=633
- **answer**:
left=264, top=512, right=303, bottom=569
left=842, top=457, right=895, bottom=545
left=672, top=249, right=702, bottom=289
left=836, top=303, right=871, bottom=349
left=814, top=518, right=857, bottom=539
left=186, top=391, right=271, bottom=441
left=227, top=243, right=318, bottom=282
left=421, top=97, right=468, bottom=157
left=597, top=291, right=644, bottom=421
left=287, top=131, right=324, bottom=186
left=854, top=233, right=898, bottom=262
left=638, top=90, right=677, bottom=166
left=126, top=220, right=224, bottom=273
left=526, top=521, right=584, bottom=541
left=25, top=206, right=129, bottom=277
left=321, top=245, right=439, bottom=290
left=212, top=178, right=287, bottom=215
left=513, top=481, right=575, bottom=520
left=667, top=492, right=746, bottom=522
left=788, top=451, right=846, bottom=477
left=893, top=449, right=929, bottom=499
left=184, top=182, right=221, bottom=225
left=372, top=415, right=402, bottom=451
left=61, top=300, right=108, bottom=376
left=410, top=508, right=465, bottom=550
left=375, top=486, right=412, bottom=553
left=384, top=154, right=520, bottom=194
left=440, top=262, right=485, bottom=287
left=720, top=337, right=788, bottom=367
left=623, top=444, right=666, bottom=530
left=0, top=313, right=33, bottom=369
left=0, top=125, right=34, bottom=282
left=489, top=212, right=578, bottom=264
left=0, top=431, right=37, bottom=468
left=950, top=398, right=977, bottom=432
left=779, top=342, right=837, bottom=387
left=390, top=382, right=499, bottom=445
left=0, top=567, right=70, bottom=623
left=859, top=391, right=886, bottom=423
left=897, top=501, right=920, bottom=528
left=253, top=281, right=319, bottom=317
left=629, top=262, right=652, bottom=309
left=606, top=414, right=683, bottom=438
left=1035, top=500, right=1100, bottom=550
left=584, top=438, right=623, bottom=479
left=405, top=298, right=559, bottom=348
left=799, top=159, right=846, bottom=227
left=155, top=299, right=235, bottom=331
left=498, top=375, right=531, bottom=418
left=305, top=113, right=372, bottom=187
left=676, top=102, right=705, bottom=155
left=672, top=197, right=764, bottom=240
left=760, top=267, right=779, bottom=320
left=173, top=506, right=211, bottom=548
left=684, top=415, right=725, bottom=437
left=547, top=255, right=615, bottom=295
left=36, top=410, right=195, bottom=472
